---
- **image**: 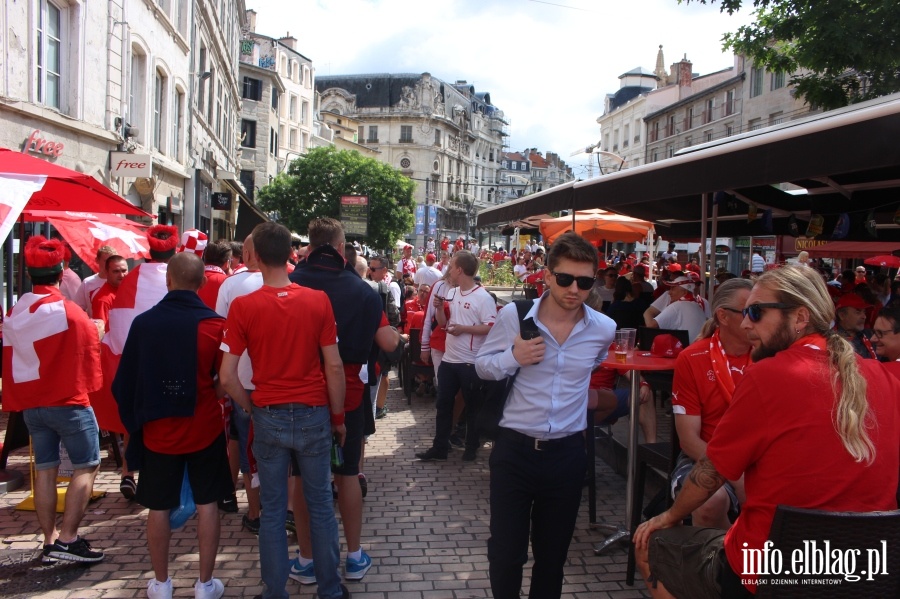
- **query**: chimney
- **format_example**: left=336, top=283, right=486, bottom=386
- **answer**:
left=278, top=32, right=297, bottom=50
left=677, top=54, right=693, bottom=99
left=245, top=9, right=256, bottom=32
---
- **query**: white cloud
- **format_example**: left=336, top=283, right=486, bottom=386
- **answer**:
left=249, top=0, right=754, bottom=179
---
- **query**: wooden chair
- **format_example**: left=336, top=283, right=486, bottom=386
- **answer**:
left=403, top=328, right=434, bottom=405
left=756, top=506, right=900, bottom=598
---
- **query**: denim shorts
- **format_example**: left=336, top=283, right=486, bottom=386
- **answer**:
left=23, top=406, right=101, bottom=471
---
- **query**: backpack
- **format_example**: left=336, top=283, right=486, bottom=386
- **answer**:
left=475, top=300, right=539, bottom=439
left=377, top=281, right=401, bottom=328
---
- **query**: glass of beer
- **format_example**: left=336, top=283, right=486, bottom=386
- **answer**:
left=614, top=331, right=629, bottom=364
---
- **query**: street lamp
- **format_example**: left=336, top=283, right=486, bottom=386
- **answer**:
left=592, top=149, right=627, bottom=174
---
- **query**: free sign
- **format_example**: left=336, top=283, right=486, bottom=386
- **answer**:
left=109, top=151, right=152, bottom=177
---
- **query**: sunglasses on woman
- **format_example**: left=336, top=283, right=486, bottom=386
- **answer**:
left=551, top=271, right=595, bottom=291
left=741, top=302, right=795, bottom=323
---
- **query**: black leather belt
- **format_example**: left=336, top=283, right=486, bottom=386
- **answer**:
left=498, top=427, right=583, bottom=451
left=264, top=402, right=313, bottom=410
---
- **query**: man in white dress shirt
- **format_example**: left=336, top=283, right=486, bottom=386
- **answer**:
left=476, top=232, right=615, bottom=599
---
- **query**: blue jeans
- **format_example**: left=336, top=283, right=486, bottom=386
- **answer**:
left=251, top=404, right=342, bottom=599
left=23, top=406, right=100, bottom=471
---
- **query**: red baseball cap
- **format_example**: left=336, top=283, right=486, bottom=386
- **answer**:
left=667, top=263, right=684, bottom=273
left=835, top=293, right=870, bottom=311
left=651, top=334, right=685, bottom=358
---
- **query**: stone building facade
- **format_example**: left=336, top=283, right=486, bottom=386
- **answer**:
left=316, top=73, right=508, bottom=245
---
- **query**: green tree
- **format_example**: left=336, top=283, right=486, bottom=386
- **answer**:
left=257, top=146, right=416, bottom=249
left=683, top=0, right=900, bottom=109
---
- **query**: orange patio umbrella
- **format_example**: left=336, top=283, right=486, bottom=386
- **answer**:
left=540, top=209, right=653, bottom=244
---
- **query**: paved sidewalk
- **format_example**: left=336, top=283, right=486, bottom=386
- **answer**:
left=0, top=376, right=647, bottom=598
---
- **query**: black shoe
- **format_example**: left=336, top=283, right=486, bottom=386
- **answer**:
left=462, top=448, right=477, bottom=462
left=340, top=584, right=351, bottom=599
left=448, top=434, right=465, bottom=448
left=285, top=510, right=296, bottom=534
left=119, top=476, right=136, bottom=500
left=375, top=406, right=388, bottom=419
left=242, top=514, right=260, bottom=535
left=43, top=537, right=104, bottom=564
left=218, top=493, right=238, bottom=513
left=358, top=473, right=368, bottom=498
left=415, top=448, right=448, bottom=461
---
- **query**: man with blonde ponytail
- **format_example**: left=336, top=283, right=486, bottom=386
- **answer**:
left=634, top=266, right=900, bottom=599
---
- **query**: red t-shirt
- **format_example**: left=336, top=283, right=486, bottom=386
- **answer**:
left=440, top=239, right=449, bottom=252
left=524, top=270, right=545, bottom=296
left=671, top=337, right=751, bottom=443
left=198, top=267, right=227, bottom=310
left=143, top=318, right=225, bottom=454
left=708, top=341, right=900, bottom=592
left=222, top=284, right=337, bottom=407
left=91, top=282, right=117, bottom=330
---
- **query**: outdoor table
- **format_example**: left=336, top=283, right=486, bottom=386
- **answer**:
left=593, top=351, right=676, bottom=554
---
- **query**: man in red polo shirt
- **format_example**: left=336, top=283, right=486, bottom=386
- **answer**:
left=635, top=266, right=900, bottom=598
left=219, top=222, right=349, bottom=599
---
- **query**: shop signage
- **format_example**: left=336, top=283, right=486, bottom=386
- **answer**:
left=110, top=152, right=152, bottom=177
left=211, top=192, right=232, bottom=210
left=341, top=195, right=369, bottom=237
left=23, top=129, right=64, bottom=157
left=168, top=194, right=183, bottom=215
left=794, top=237, right=829, bottom=252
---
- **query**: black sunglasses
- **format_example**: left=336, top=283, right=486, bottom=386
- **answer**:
left=742, top=302, right=796, bottom=323
left=551, top=271, right=595, bottom=290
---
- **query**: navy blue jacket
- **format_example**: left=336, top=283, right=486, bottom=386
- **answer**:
left=289, top=244, right=384, bottom=365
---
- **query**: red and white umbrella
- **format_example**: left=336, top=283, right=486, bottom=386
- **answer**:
left=863, top=254, right=900, bottom=269
left=0, top=148, right=150, bottom=243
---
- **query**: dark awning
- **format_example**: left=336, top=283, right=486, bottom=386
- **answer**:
left=220, top=179, right=270, bottom=241
left=477, top=93, right=900, bottom=242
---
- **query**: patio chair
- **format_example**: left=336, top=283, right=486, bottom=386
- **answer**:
left=403, top=328, right=434, bottom=405
left=755, top=505, right=900, bottom=598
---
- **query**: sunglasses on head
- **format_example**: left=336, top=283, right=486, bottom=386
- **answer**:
left=551, top=271, right=595, bottom=290
left=742, top=302, right=795, bottom=322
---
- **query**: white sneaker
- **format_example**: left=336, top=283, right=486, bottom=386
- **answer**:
left=194, top=577, right=224, bottom=599
left=147, top=578, right=173, bottom=599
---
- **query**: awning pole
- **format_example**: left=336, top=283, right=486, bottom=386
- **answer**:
left=700, top=193, right=708, bottom=297
left=709, top=201, right=719, bottom=302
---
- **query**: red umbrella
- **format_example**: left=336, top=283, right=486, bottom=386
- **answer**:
left=0, top=148, right=150, bottom=242
left=863, top=255, right=900, bottom=269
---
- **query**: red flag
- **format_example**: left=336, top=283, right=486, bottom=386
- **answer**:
left=34, top=211, right=150, bottom=272
left=90, top=262, right=168, bottom=432
left=2, top=288, right=102, bottom=412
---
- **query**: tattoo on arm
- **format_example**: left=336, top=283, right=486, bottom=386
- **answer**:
left=687, top=456, right=727, bottom=499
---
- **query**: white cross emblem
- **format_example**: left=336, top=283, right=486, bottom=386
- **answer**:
left=5, top=295, right=69, bottom=382
left=87, top=220, right=148, bottom=253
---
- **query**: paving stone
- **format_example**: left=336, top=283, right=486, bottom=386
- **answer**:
left=0, top=372, right=651, bottom=597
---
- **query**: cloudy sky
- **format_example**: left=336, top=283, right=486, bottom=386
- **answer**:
left=248, top=0, right=755, bottom=179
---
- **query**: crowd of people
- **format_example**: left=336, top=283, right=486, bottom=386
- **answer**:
left=2, top=222, right=899, bottom=599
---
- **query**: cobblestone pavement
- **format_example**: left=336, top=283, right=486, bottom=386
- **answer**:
left=0, top=375, right=648, bottom=598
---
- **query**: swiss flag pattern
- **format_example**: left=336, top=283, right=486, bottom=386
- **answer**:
left=91, top=263, right=168, bottom=432
left=2, top=289, right=102, bottom=412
